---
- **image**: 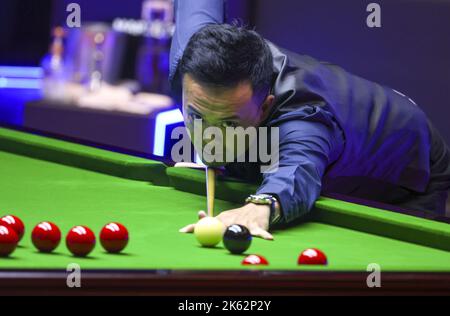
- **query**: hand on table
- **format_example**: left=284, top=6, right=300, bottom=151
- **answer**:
left=179, top=203, right=274, bottom=240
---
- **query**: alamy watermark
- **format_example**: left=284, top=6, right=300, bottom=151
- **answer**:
left=66, top=3, right=81, bottom=28
left=171, top=119, right=280, bottom=173
left=366, top=263, right=381, bottom=288
left=366, top=3, right=381, bottom=28
left=66, top=263, right=81, bottom=288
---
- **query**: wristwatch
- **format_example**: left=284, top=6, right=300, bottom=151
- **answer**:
left=245, top=194, right=282, bottom=225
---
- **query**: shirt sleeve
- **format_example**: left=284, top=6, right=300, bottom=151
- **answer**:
left=169, top=0, right=225, bottom=84
left=256, top=105, right=344, bottom=223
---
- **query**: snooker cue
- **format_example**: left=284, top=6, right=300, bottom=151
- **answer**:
left=173, top=162, right=205, bottom=169
left=206, top=167, right=215, bottom=217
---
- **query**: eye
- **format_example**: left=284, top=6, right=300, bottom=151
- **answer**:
left=221, top=121, right=238, bottom=128
left=188, top=112, right=202, bottom=121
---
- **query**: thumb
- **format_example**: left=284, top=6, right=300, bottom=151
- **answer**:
left=198, top=210, right=207, bottom=219
left=179, top=223, right=195, bottom=233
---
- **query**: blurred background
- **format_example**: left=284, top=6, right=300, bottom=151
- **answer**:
left=0, top=0, right=449, bottom=163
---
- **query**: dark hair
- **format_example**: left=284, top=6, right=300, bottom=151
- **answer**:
left=179, top=24, right=273, bottom=95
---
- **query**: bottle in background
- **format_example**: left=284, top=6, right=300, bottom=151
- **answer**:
left=136, top=0, right=174, bottom=94
left=88, top=31, right=105, bottom=92
left=41, top=26, right=68, bottom=101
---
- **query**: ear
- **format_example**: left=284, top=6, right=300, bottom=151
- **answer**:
left=260, top=94, right=275, bottom=121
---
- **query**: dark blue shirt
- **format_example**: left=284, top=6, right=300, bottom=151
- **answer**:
left=170, top=0, right=432, bottom=223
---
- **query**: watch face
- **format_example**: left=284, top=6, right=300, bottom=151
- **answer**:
left=251, top=194, right=271, bottom=200
left=247, top=194, right=275, bottom=204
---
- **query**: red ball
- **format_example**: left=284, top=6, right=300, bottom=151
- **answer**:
left=32, top=222, right=61, bottom=253
left=0, top=225, right=19, bottom=257
left=0, top=215, right=25, bottom=241
left=66, top=226, right=96, bottom=257
left=241, top=254, right=269, bottom=265
left=297, top=248, right=328, bottom=265
left=100, top=222, right=129, bottom=253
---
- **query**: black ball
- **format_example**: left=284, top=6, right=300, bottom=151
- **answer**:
left=223, top=224, right=252, bottom=254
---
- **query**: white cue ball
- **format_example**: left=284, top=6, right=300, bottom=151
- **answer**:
left=194, top=217, right=225, bottom=247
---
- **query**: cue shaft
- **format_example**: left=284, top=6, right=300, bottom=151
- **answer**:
left=206, top=167, right=215, bottom=217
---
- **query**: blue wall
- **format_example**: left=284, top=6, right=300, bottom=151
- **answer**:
left=250, top=0, right=450, bottom=144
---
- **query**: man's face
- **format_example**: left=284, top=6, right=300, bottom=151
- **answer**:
left=182, top=74, right=273, bottom=166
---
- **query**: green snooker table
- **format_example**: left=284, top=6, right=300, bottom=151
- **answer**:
left=0, top=126, right=449, bottom=295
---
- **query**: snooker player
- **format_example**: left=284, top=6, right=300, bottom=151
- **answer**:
left=175, top=0, right=450, bottom=239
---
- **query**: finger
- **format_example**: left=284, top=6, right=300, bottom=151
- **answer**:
left=179, top=223, right=195, bottom=233
left=216, top=212, right=237, bottom=227
left=198, top=210, right=207, bottom=219
left=250, top=227, right=274, bottom=240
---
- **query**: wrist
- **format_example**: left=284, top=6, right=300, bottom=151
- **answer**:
left=245, top=193, right=282, bottom=226
left=245, top=202, right=270, bottom=213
